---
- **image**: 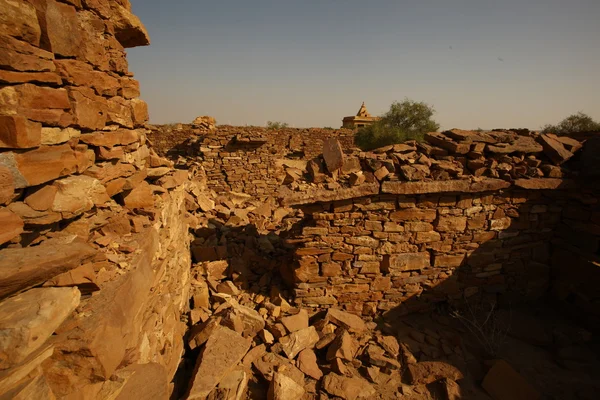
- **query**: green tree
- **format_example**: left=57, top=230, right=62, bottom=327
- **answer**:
left=541, top=112, right=600, bottom=135
left=355, top=99, right=440, bottom=151
left=266, top=121, right=289, bottom=129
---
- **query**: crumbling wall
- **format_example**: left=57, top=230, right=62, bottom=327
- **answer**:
left=0, top=1, right=194, bottom=398
left=147, top=124, right=356, bottom=195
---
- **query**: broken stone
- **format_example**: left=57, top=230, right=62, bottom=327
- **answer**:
left=325, top=308, right=367, bottom=333
left=0, top=237, right=96, bottom=299
left=281, top=309, right=309, bottom=333
left=296, top=348, right=323, bottom=380
left=0, top=208, right=23, bottom=245
left=322, top=138, right=345, bottom=173
left=187, top=326, right=251, bottom=399
left=407, top=361, right=464, bottom=385
left=322, top=373, right=376, bottom=400
left=280, top=326, right=320, bottom=359
left=0, top=287, right=80, bottom=369
left=268, top=372, right=305, bottom=400
left=326, top=330, right=358, bottom=362
left=188, top=318, right=222, bottom=350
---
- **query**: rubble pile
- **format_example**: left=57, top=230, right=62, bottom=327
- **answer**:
left=192, top=116, right=217, bottom=131
left=181, top=275, right=472, bottom=400
left=281, top=129, right=584, bottom=196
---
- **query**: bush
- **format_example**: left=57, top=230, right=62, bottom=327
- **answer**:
left=355, top=99, right=440, bottom=151
left=266, top=121, right=289, bottom=129
left=541, top=112, right=600, bottom=135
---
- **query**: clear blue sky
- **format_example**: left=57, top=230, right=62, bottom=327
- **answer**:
left=128, top=0, right=599, bottom=129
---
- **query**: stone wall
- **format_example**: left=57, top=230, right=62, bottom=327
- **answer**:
left=0, top=1, right=194, bottom=398
left=148, top=124, right=356, bottom=196
left=290, top=185, right=564, bottom=316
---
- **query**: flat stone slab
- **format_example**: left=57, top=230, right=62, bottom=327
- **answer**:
left=382, top=179, right=510, bottom=195
left=0, top=237, right=96, bottom=299
left=279, top=183, right=380, bottom=206
left=0, top=287, right=80, bottom=369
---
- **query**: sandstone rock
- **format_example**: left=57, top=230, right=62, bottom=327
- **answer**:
left=253, top=352, right=305, bottom=385
left=0, top=34, right=54, bottom=73
left=365, top=344, right=401, bottom=369
left=538, top=134, right=574, bottom=165
left=188, top=318, right=222, bottom=350
left=114, top=363, right=169, bottom=400
left=0, top=115, right=41, bottom=149
left=0, top=345, right=54, bottom=394
left=23, top=183, right=59, bottom=212
left=296, top=349, right=322, bottom=380
left=322, top=373, right=376, bottom=400
left=0, top=287, right=80, bottom=369
left=110, top=3, right=151, bottom=48
left=326, top=330, right=358, bottom=362
left=223, top=300, right=265, bottom=338
left=209, top=367, right=248, bottom=400
left=0, top=166, right=14, bottom=205
left=281, top=309, right=309, bottom=333
left=55, top=59, right=120, bottom=97
left=326, top=308, right=367, bottom=333
left=514, top=178, right=576, bottom=190
left=487, top=136, right=543, bottom=154
left=217, top=281, right=240, bottom=296
left=0, top=237, right=96, bottom=298
left=267, top=372, right=305, bottom=400
left=407, top=361, right=464, bottom=385
left=7, top=202, right=61, bottom=225
left=481, top=360, right=540, bottom=400
left=123, top=181, right=155, bottom=209
left=43, top=264, right=99, bottom=295
left=187, top=326, right=251, bottom=399
left=68, top=87, right=108, bottom=130
left=0, top=144, right=78, bottom=188
left=280, top=326, right=319, bottom=359
left=40, top=126, right=80, bottom=145
left=0, top=372, right=57, bottom=400
left=0, top=0, right=41, bottom=46
left=51, top=175, right=110, bottom=217
left=0, top=208, right=23, bottom=245
left=242, top=344, right=266, bottom=368
left=323, top=138, right=345, bottom=173
left=383, top=252, right=430, bottom=274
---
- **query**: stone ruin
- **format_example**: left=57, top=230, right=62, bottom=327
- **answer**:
left=1, top=2, right=600, bottom=400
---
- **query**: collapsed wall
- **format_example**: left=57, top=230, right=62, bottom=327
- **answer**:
left=148, top=124, right=356, bottom=196
left=0, top=1, right=195, bottom=398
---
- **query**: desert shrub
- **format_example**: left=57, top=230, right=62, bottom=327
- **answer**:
left=451, top=296, right=510, bottom=357
left=354, top=99, right=440, bottom=151
left=541, top=112, right=600, bottom=135
left=266, top=121, right=289, bottom=129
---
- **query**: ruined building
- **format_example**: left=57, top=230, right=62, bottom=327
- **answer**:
left=341, top=102, right=380, bottom=129
left=1, top=1, right=600, bottom=399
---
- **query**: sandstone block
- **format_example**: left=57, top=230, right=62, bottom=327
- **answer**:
left=436, top=216, right=467, bottom=232
left=0, top=237, right=96, bottom=298
left=0, top=115, right=41, bottom=149
left=110, top=3, right=151, bottom=48
left=0, top=144, right=78, bottom=188
left=187, top=326, right=251, bottom=399
left=296, top=349, right=322, bottom=380
left=322, top=373, right=376, bottom=400
left=68, top=87, right=108, bottom=130
left=326, top=308, right=367, bottom=333
left=323, top=138, right=345, bottom=172
left=538, top=134, right=574, bottom=165
left=0, top=287, right=80, bottom=369
left=326, top=330, right=358, bottom=362
left=0, top=165, right=15, bottom=204
left=55, top=59, right=120, bottom=97
left=281, top=309, right=309, bottom=333
left=0, top=0, right=41, bottom=46
left=433, top=254, right=465, bottom=268
left=41, top=127, right=80, bottom=145
left=268, top=372, right=305, bottom=400
left=123, top=181, right=155, bottom=209
left=0, top=35, right=55, bottom=72
left=383, top=252, right=430, bottom=274
left=0, top=208, right=23, bottom=245
left=390, top=208, right=437, bottom=222
left=280, top=326, right=319, bottom=359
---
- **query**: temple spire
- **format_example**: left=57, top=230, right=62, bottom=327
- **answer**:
left=356, top=102, right=371, bottom=118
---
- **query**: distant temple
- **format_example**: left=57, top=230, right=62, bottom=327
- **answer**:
left=341, top=102, right=380, bottom=129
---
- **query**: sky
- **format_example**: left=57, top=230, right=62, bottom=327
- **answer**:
left=128, top=0, right=600, bottom=130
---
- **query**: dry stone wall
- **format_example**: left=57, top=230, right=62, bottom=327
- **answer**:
left=0, top=1, right=195, bottom=398
left=148, top=124, right=356, bottom=196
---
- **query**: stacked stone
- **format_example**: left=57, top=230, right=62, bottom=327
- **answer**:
left=147, top=124, right=356, bottom=195
left=289, top=187, right=562, bottom=315
left=0, top=1, right=195, bottom=398
left=191, top=115, right=216, bottom=130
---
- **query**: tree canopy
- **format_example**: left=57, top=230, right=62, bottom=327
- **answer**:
left=355, top=99, right=440, bottom=151
left=541, top=112, right=600, bottom=135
